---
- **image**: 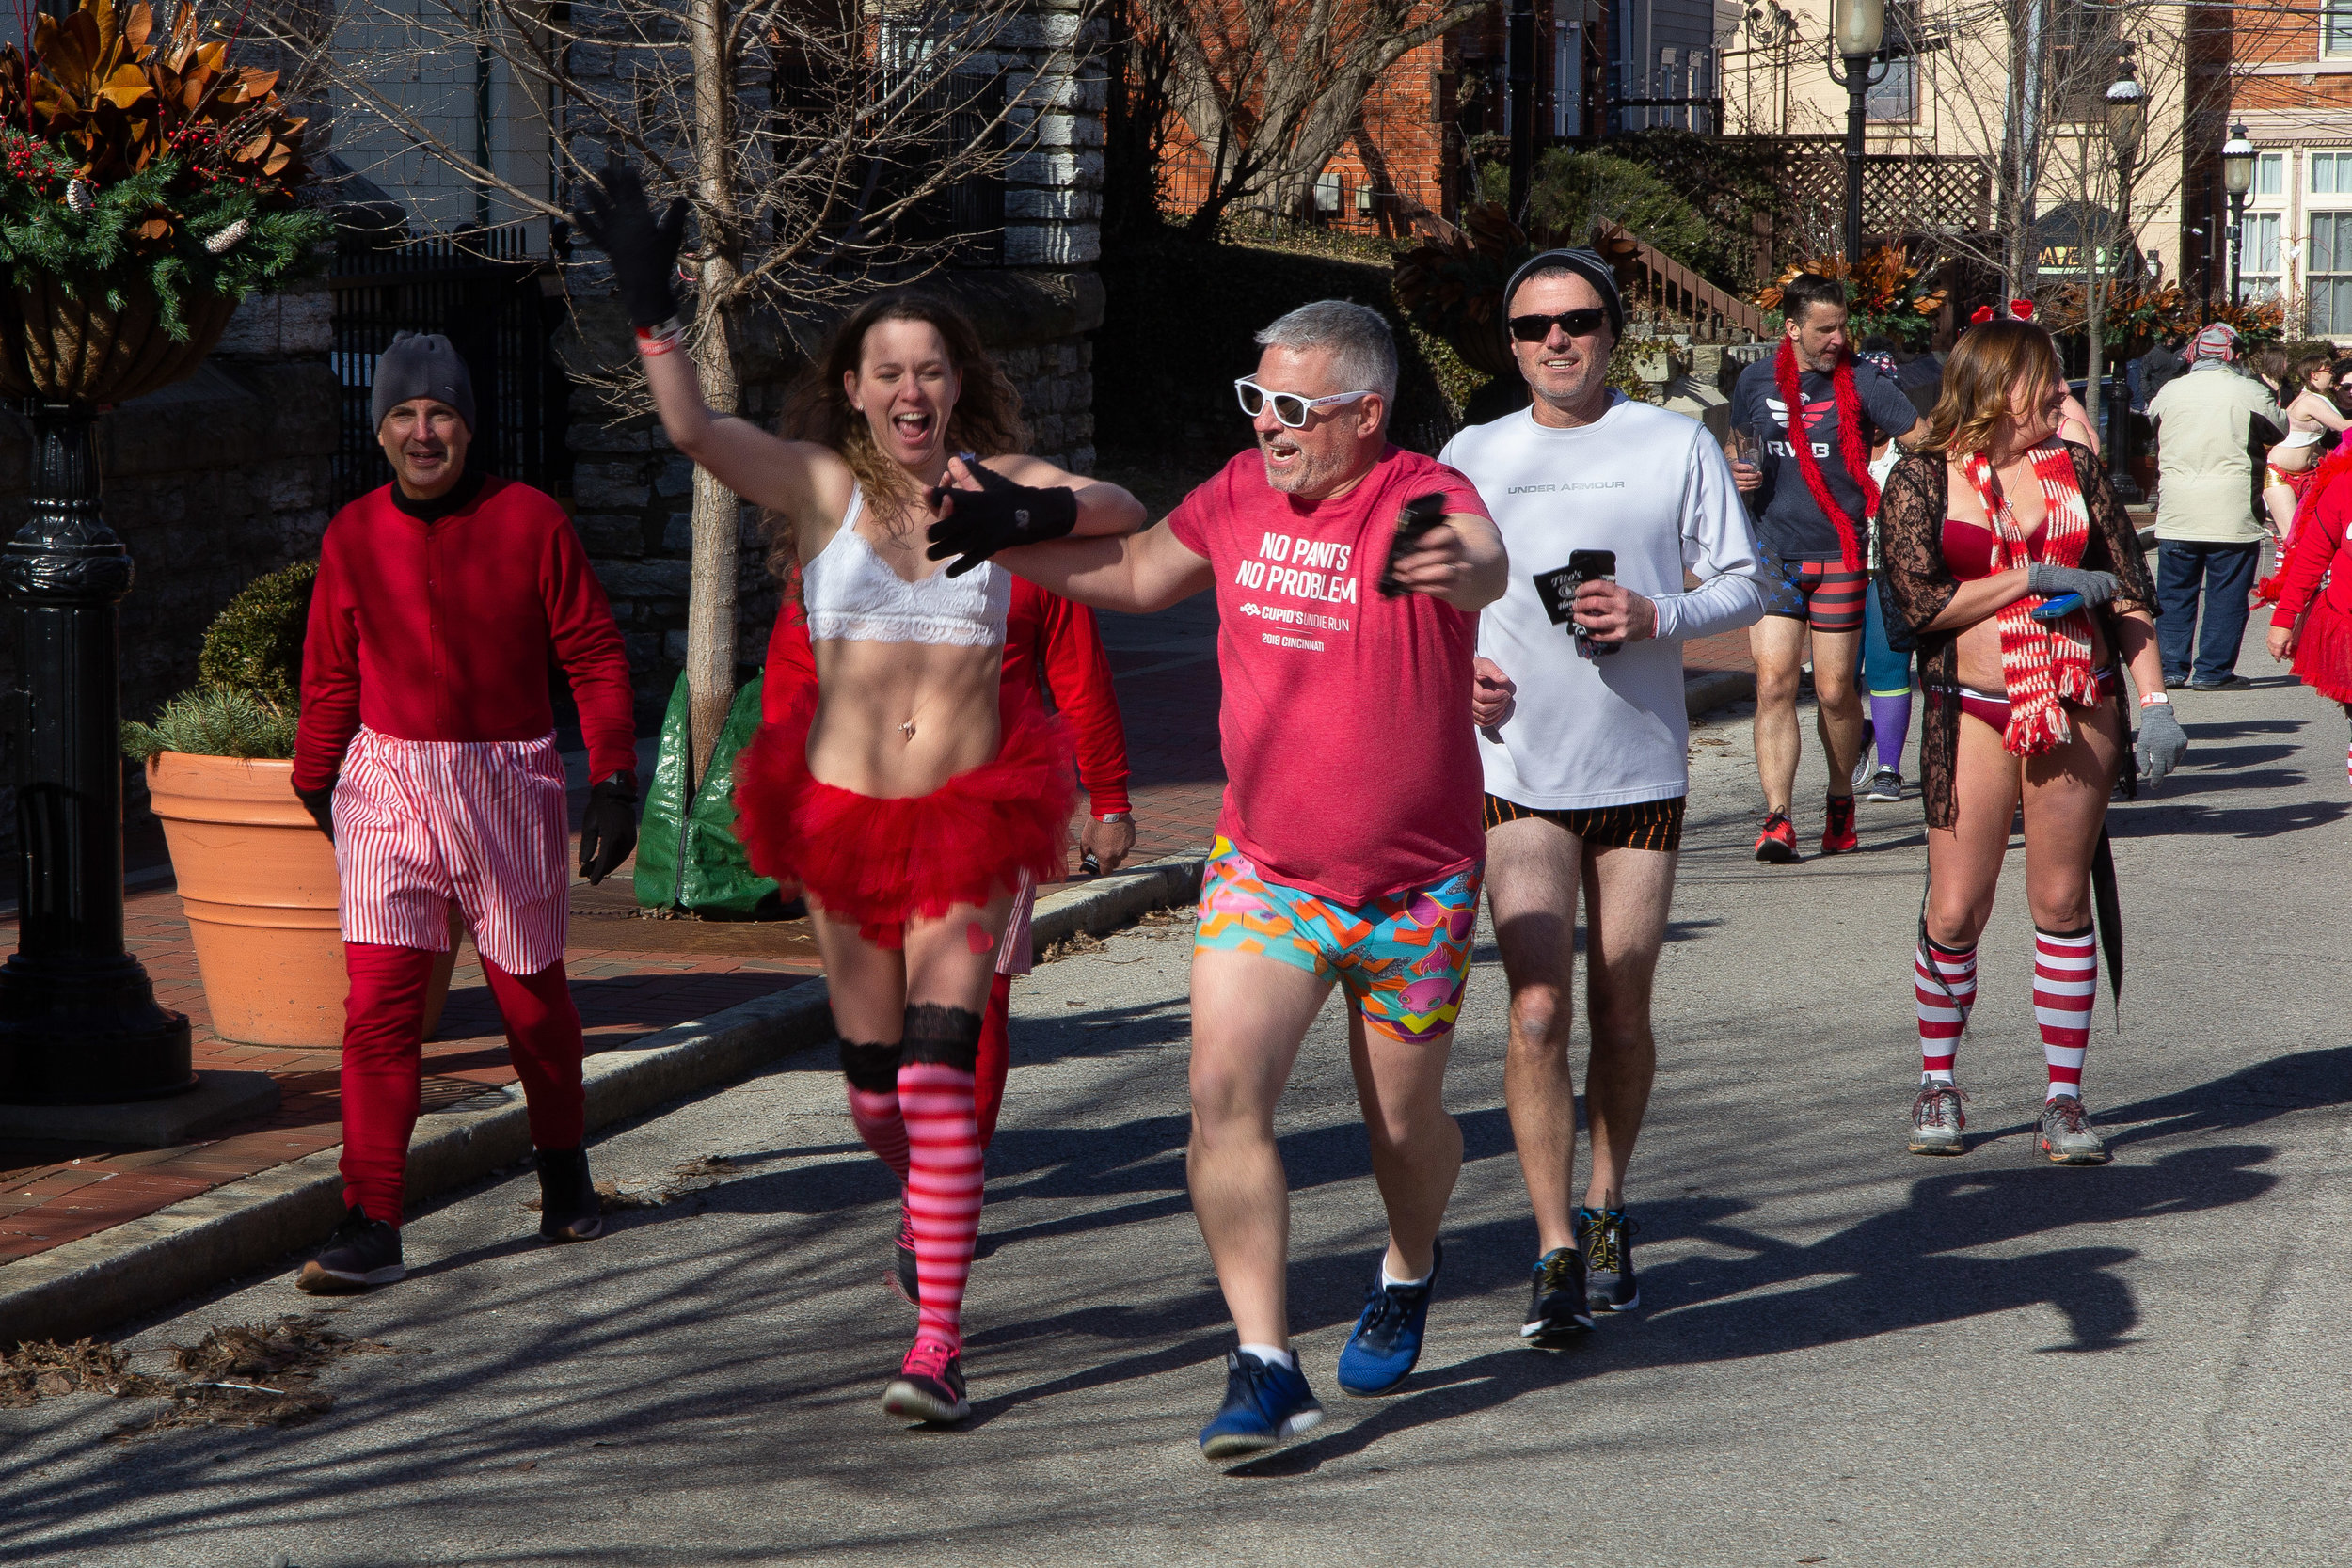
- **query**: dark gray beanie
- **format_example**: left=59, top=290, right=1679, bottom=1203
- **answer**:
left=371, top=331, right=477, bottom=432
left=1503, top=248, right=1627, bottom=338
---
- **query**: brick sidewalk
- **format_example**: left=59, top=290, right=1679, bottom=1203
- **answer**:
left=0, top=590, right=1742, bottom=1289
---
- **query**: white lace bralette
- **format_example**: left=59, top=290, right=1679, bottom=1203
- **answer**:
left=802, top=487, right=1009, bottom=647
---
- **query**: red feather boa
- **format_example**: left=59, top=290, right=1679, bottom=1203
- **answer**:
left=1773, top=338, right=1877, bottom=572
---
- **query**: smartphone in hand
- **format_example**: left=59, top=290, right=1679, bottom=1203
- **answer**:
left=1378, top=492, right=1452, bottom=598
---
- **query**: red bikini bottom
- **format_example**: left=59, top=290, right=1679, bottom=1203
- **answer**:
left=1932, top=666, right=2121, bottom=732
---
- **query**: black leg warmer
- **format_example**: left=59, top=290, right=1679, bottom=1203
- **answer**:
left=900, top=1003, right=983, bottom=1073
left=839, top=1038, right=905, bottom=1092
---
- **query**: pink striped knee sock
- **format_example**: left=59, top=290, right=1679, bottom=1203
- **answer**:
left=898, top=1060, right=983, bottom=1354
left=840, top=1040, right=908, bottom=1180
left=2033, top=927, right=2097, bottom=1100
left=1915, top=938, right=1977, bottom=1083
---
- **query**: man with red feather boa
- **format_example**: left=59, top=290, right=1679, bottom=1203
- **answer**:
left=1730, top=274, right=1930, bottom=863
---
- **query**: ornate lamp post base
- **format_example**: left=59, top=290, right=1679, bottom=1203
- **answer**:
left=0, top=403, right=192, bottom=1105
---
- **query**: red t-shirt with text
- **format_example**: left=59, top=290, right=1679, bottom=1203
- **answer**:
left=1167, top=445, right=1489, bottom=904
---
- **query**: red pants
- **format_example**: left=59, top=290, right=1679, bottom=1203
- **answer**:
left=340, top=942, right=587, bottom=1227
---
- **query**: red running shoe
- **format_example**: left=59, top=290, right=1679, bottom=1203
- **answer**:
left=1821, top=794, right=1858, bottom=855
left=882, top=1338, right=970, bottom=1424
left=1754, top=812, right=1799, bottom=863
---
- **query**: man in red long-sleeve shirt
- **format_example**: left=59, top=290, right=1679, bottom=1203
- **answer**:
left=763, top=577, right=1137, bottom=1302
left=290, top=332, right=640, bottom=1294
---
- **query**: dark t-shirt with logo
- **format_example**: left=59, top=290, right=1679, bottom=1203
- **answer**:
left=1729, top=356, right=1922, bottom=562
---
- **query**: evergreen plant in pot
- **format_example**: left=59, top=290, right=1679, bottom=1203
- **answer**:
left=123, top=562, right=459, bottom=1047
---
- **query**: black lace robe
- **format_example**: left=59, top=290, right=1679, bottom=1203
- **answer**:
left=1876, top=441, right=2157, bottom=829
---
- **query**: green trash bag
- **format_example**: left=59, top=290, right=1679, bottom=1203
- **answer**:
left=633, top=672, right=788, bottom=918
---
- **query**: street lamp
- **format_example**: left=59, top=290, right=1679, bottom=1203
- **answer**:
left=2223, top=122, right=2255, bottom=309
left=2106, top=71, right=2146, bottom=501
left=1824, top=0, right=1886, bottom=270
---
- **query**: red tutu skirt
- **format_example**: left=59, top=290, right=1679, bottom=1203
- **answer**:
left=2291, top=594, right=2352, bottom=705
left=733, top=682, right=1075, bottom=947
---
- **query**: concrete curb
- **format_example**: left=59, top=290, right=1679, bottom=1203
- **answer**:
left=1685, top=668, right=1756, bottom=720
left=0, top=861, right=1206, bottom=1348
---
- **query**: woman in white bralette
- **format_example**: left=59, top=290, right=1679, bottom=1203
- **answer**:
left=2261, top=351, right=2350, bottom=551
left=577, top=166, right=1143, bottom=1428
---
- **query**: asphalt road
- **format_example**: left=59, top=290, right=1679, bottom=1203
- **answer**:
left=6, top=625, right=2348, bottom=1568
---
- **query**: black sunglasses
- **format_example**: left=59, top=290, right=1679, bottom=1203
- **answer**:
left=1508, top=308, right=1610, bottom=342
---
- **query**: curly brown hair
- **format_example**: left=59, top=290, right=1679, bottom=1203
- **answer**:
left=1921, top=319, right=2064, bottom=456
left=767, top=291, right=1027, bottom=585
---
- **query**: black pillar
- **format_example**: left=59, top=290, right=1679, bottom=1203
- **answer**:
left=1508, top=0, right=1536, bottom=222
left=0, top=404, right=191, bottom=1104
left=1842, top=57, right=1868, bottom=266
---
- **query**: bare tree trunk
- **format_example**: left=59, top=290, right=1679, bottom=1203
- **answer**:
left=685, top=0, right=739, bottom=784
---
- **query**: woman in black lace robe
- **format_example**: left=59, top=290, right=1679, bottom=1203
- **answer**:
left=1876, top=320, right=2178, bottom=1166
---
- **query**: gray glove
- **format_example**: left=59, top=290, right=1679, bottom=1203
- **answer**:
left=2026, top=561, right=2121, bottom=607
left=2136, top=702, right=2187, bottom=787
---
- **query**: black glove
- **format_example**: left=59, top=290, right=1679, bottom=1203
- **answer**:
left=570, top=159, right=690, bottom=329
left=579, top=772, right=639, bottom=885
left=2026, top=561, right=2121, bottom=609
left=924, top=461, right=1080, bottom=578
left=294, top=783, right=335, bottom=844
left=2136, top=702, right=2187, bottom=787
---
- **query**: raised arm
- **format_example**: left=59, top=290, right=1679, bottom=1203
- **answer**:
left=1000, top=521, right=1216, bottom=615
left=978, top=453, right=1148, bottom=537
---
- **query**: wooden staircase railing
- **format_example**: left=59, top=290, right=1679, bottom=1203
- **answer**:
left=1592, top=222, right=1766, bottom=342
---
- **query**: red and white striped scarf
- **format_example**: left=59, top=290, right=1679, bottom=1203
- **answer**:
left=1959, top=442, right=2095, bottom=755
left=1773, top=337, right=1877, bottom=571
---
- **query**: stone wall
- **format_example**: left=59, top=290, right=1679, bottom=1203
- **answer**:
left=0, top=281, right=338, bottom=848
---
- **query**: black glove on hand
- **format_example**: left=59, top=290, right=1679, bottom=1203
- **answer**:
left=2026, top=561, right=2121, bottom=608
left=294, top=784, right=335, bottom=844
left=579, top=773, right=640, bottom=885
left=570, top=159, right=689, bottom=328
left=2136, top=703, right=2188, bottom=787
left=924, top=461, right=1080, bottom=578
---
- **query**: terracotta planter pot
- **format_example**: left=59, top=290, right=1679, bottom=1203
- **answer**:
left=2, top=278, right=238, bottom=405
left=146, top=753, right=459, bottom=1047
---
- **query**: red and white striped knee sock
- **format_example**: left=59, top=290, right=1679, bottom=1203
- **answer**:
left=2033, top=926, right=2097, bottom=1100
left=840, top=1040, right=908, bottom=1180
left=1915, top=938, right=1977, bottom=1083
left=898, top=1059, right=983, bottom=1354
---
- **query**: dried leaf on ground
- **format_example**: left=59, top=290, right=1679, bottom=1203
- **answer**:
left=111, top=1315, right=390, bottom=1440
left=1137, top=907, right=1198, bottom=927
left=1040, top=929, right=1105, bottom=962
left=0, top=1338, right=169, bottom=1406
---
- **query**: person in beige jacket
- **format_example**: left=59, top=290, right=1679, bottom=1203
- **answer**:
left=2148, top=323, right=2285, bottom=689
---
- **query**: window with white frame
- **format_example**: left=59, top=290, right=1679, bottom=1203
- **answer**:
left=2312, top=150, right=2352, bottom=194
left=2309, top=212, right=2352, bottom=335
left=2243, top=212, right=2283, bottom=302
left=2328, top=0, right=2352, bottom=57
left=2258, top=152, right=2284, bottom=198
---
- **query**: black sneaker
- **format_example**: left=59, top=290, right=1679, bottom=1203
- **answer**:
left=534, top=1147, right=605, bottom=1243
left=1576, top=1206, right=1641, bottom=1312
left=890, top=1196, right=919, bottom=1306
left=296, top=1203, right=405, bottom=1294
left=2189, top=673, right=2253, bottom=691
left=1518, top=1246, right=1595, bottom=1347
left=882, top=1338, right=970, bottom=1424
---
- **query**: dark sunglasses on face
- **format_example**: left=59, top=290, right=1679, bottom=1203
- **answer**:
left=1508, top=308, right=1610, bottom=343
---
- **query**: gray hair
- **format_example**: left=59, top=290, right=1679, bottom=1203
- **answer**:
left=1253, top=300, right=1399, bottom=404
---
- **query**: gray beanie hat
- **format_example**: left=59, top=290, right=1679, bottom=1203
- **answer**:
left=371, top=331, right=477, bottom=432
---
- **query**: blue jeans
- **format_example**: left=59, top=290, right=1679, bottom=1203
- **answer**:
left=2155, top=540, right=2260, bottom=685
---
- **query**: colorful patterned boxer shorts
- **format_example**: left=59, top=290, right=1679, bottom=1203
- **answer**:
left=1193, top=836, right=1482, bottom=1043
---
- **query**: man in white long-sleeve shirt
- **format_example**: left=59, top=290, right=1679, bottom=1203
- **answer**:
left=1438, top=249, right=1765, bottom=1342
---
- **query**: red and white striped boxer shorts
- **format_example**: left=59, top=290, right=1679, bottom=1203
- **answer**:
left=333, top=727, right=570, bottom=975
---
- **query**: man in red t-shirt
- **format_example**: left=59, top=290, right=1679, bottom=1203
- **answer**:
left=935, top=300, right=1505, bottom=1458
left=763, top=578, right=1137, bottom=1300
left=289, top=332, right=639, bottom=1296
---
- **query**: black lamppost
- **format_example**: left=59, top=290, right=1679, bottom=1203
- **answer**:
left=1824, top=0, right=1887, bottom=268
left=2223, top=123, right=2255, bottom=309
left=2106, top=71, right=2145, bottom=502
left=0, top=406, right=191, bottom=1103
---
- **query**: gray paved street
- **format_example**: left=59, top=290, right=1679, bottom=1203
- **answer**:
left=6, top=627, right=2349, bottom=1567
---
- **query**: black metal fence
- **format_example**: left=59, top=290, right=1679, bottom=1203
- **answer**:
left=328, top=224, right=570, bottom=509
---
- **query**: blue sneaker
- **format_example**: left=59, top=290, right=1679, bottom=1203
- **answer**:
left=1335, top=1242, right=1442, bottom=1396
left=1199, top=1350, right=1324, bottom=1460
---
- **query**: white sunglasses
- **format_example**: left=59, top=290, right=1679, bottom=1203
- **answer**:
left=1234, top=378, right=1375, bottom=428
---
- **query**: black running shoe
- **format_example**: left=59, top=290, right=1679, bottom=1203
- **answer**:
left=882, top=1338, right=969, bottom=1424
left=534, top=1146, right=605, bottom=1243
left=296, top=1203, right=405, bottom=1294
left=1576, top=1206, right=1641, bottom=1312
left=1519, top=1247, right=1595, bottom=1347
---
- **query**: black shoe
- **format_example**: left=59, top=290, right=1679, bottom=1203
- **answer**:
left=296, top=1203, right=405, bottom=1294
left=2162, top=674, right=2189, bottom=689
left=2189, top=673, right=2253, bottom=691
left=1518, top=1247, right=1595, bottom=1347
left=534, top=1147, right=605, bottom=1243
left=882, top=1339, right=970, bottom=1424
left=1577, top=1206, right=1641, bottom=1312
left=890, top=1197, right=919, bottom=1306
